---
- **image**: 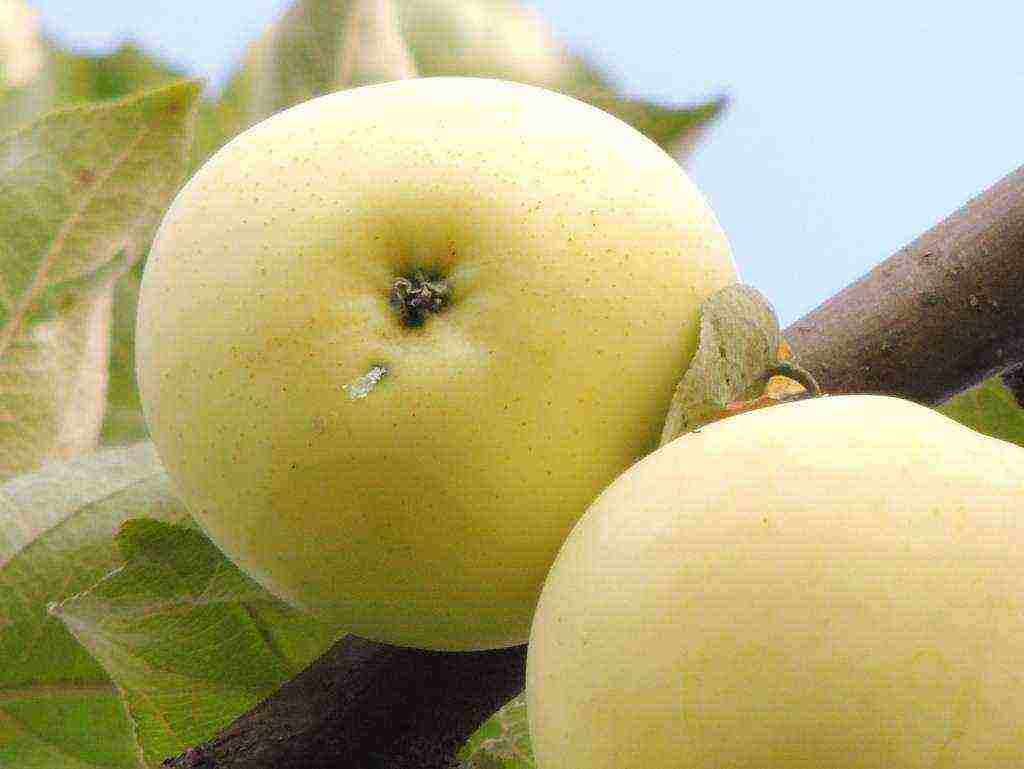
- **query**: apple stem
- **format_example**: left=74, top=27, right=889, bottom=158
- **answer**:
left=390, top=270, right=450, bottom=327
left=764, top=360, right=822, bottom=397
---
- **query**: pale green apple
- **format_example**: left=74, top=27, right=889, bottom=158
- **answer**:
left=135, top=76, right=738, bottom=651
left=527, top=394, right=1024, bottom=767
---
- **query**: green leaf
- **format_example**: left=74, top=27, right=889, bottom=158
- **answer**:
left=659, top=284, right=785, bottom=444
left=1, top=444, right=341, bottom=766
left=2, top=21, right=195, bottom=134
left=101, top=263, right=147, bottom=445
left=394, top=0, right=726, bottom=152
left=223, top=0, right=418, bottom=135
left=218, top=0, right=723, bottom=157
left=51, top=518, right=340, bottom=765
left=32, top=42, right=228, bottom=446
left=49, top=41, right=188, bottom=107
left=458, top=691, right=535, bottom=769
left=937, top=374, right=1024, bottom=447
left=0, top=80, right=201, bottom=478
left=573, top=80, right=728, bottom=160
left=0, top=443, right=185, bottom=768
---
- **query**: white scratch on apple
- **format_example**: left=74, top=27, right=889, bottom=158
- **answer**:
left=344, top=364, right=388, bottom=399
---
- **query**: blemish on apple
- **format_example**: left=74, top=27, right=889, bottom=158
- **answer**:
left=344, top=364, right=388, bottom=400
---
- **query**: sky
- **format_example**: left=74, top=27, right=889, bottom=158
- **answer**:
left=30, top=0, right=1024, bottom=327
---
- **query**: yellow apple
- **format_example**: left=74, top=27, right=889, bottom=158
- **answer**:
left=526, top=393, right=1024, bottom=767
left=135, top=76, right=738, bottom=651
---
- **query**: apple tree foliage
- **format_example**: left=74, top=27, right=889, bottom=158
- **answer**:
left=1, top=0, right=1023, bottom=767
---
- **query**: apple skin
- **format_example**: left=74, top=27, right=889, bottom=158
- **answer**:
left=526, top=394, right=1024, bottom=767
left=135, top=76, right=738, bottom=651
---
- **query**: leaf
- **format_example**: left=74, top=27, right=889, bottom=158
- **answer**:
left=563, top=56, right=727, bottom=160
left=230, top=0, right=418, bottom=133
left=101, top=263, right=148, bottom=445
left=659, top=284, right=787, bottom=446
left=58, top=42, right=187, bottom=104
left=51, top=518, right=340, bottom=765
left=394, top=0, right=570, bottom=85
left=1, top=444, right=341, bottom=766
left=0, top=443, right=185, bottom=768
left=0, top=80, right=201, bottom=478
left=337, top=0, right=420, bottom=85
left=457, top=691, right=535, bottom=769
left=218, top=0, right=724, bottom=157
left=393, top=0, right=726, bottom=154
left=34, top=42, right=228, bottom=446
left=937, top=374, right=1024, bottom=447
left=2, top=23, right=194, bottom=134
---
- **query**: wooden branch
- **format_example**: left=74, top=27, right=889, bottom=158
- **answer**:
left=163, top=164, right=1024, bottom=769
left=161, top=639, right=526, bottom=769
left=784, top=165, right=1024, bottom=403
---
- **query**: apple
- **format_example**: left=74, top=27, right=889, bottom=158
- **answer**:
left=135, top=76, right=738, bottom=651
left=526, top=394, right=1024, bottom=767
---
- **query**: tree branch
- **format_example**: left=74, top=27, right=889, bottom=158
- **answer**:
left=163, top=164, right=1024, bottom=769
left=784, top=165, right=1024, bottom=403
left=162, top=638, right=526, bottom=769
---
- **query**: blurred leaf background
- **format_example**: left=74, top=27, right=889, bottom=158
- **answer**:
left=1, top=0, right=728, bottom=468
left=1, top=0, right=1022, bottom=766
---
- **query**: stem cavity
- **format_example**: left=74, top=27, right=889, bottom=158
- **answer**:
left=390, top=270, right=450, bottom=327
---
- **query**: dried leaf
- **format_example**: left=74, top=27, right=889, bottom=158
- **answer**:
left=0, top=80, right=201, bottom=478
left=712, top=339, right=816, bottom=419
left=659, top=284, right=783, bottom=446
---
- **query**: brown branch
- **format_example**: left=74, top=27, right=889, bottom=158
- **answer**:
left=163, top=164, right=1024, bottom=769
left=784, top=165, right=1024, bottom=403
left=162, top=638, right=526, bottom=769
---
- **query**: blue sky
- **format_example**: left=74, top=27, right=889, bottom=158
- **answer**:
left=33, top=1, right=1024, bottom=327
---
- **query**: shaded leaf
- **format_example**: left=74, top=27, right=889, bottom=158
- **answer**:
left=394, top=0, right=572, bottom=85
left=0, top=38, right=221, bottom=449
left=51, top=517, right=340, bottom=765
left=575, top=82, right=727, bottom=161
left=336, top=0, right=420, bottom=85
left=458, top=691, right=534, bottom=769
left=0, top=80, right=201, bottom=478
left=43, top=40, right=225, bottom=175
left=659, top=284, right=784, bottom=445
left=101, top=263, right=147, bottom=445
left=233, top=0, right=418, bottom=133
left=0, top=443, right=184, bottom=768
left=50, top=41, right=188, bottom=106
left=2, top=444, right=341, bottom=766
left=937, top=374, right=1024, bottom=447
left=33, top=42, right=227, bottom=446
